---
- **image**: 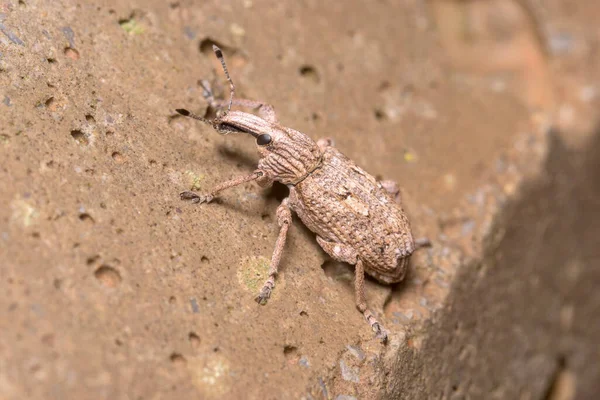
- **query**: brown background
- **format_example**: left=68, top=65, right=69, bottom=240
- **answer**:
left=1, top=0, right=598, bottom=399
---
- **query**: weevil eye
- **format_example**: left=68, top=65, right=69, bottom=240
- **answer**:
left=256, top=133, right=272, bottom=146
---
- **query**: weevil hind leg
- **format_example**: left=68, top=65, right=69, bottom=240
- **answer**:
left=379, top=180, right=401, bottom=203
left=255, top=198, right=292, bottom=304
left=316, top=237, right=388, bottom=343
left=317, top=137, right=335, bottom=151
left=355, top=258, right=388, bottom=342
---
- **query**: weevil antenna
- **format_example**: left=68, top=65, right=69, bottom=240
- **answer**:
left=212, top=45, right=235, bottom=115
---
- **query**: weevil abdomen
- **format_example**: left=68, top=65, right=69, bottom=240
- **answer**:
left=289, top=146, right=415, bottom=283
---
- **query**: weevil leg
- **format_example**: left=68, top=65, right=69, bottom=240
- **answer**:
left=256, top=198, right=292, bottom=305
left=355, top=258, right=388, bottom=342
left=230, top=99, right=278, bottom=123
left=180, top=170, right=265, bottom=204
left=315, top=237, right=388, bottom=342
left=200, top=79, right=278, bottom=123
left=199, top=79, right=218, bottom=106
left=316, top=137, right=335, bottom=151
left=414, top=237, right=432, bottom=249
left=379, top=180, right=401, bottom=203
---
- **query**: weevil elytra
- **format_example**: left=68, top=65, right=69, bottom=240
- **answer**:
left=176, top=45, right=430, bottom=342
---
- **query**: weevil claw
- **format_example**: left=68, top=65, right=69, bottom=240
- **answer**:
left=373, top=323, right=388, bottom=343
left=180, top=191, right=213, bottom=204
left=255, top=290, right=270, bottom=305
left=256, top=277, right=275, bottom=305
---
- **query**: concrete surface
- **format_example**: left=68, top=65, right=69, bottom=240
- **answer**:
left=0, top=0, right=598, bottom=399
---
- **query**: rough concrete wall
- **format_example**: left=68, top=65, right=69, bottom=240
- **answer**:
left=1, top=0, right=599, bottom=399
left=379, top=0, right=600, bottom=397
left=390, top=130, right=600, bottom=399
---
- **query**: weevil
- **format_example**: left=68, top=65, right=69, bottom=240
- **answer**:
left=176, top=45, right=430, bottom=342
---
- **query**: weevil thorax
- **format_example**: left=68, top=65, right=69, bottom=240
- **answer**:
left=217, top=111, right=322, bottom=185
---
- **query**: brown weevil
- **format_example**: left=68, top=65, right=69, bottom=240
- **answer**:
left=176, top=45, right=430, bottom=342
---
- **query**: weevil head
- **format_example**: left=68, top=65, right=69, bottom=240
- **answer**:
left=216, top=111, right=322, bottom=185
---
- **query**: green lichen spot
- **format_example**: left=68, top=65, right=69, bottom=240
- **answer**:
left=10, top=199, right=39, bottom=227
left=184, top=170, right=205, bottom=191
left=120, top=19, right=144, bottom=35
left=237, top=256, right=270, bottom=293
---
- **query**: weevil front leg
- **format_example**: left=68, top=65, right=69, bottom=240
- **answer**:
left=316, top=137, right=335, bottom=151
left=180, top=170, right=269, bottom=204
left=200, top=79, right=279, bottom=123
left=380, top=180, right=401, bottom=203
left=316, top=237, right=388, bottom=342
left=255, top=198, right=292, bottom=305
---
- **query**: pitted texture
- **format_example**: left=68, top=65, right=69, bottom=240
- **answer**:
left=290, top=146, right=415, bottom=283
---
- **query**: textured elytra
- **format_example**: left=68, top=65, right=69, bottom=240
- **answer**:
left=177, top=46, right=428, bottom=342
left=291, top=146, right=415, bottom=284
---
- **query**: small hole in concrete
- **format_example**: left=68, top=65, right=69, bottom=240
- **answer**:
left=87, top=255, right=100, bottom=265
left=199, top=37, right=226, bottom=56
left=299, top=65, right=320, bottom=84
left=112, top=151, right=125, bottom=164
left=188, top=332, right=201, bottom=349
left=283, top=345, right=298, bottom=359
left=169, top=352, right=187, bottom=365
left=71, top=130, right=89, bottom=145
left=47, top=58, right=57, bottom=64
left=79, top=213, right=95, bottom=224
left=85, top=114, right=95, bottom=123
left=261, top=213, right=271, bottom=222
left=44, top=97, right=55, bottom=109
left=94, top=265, right=122, bottom=288
left=64, top=47, right=80, bottom=60
left=374, top=108, right=387, bottom=121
